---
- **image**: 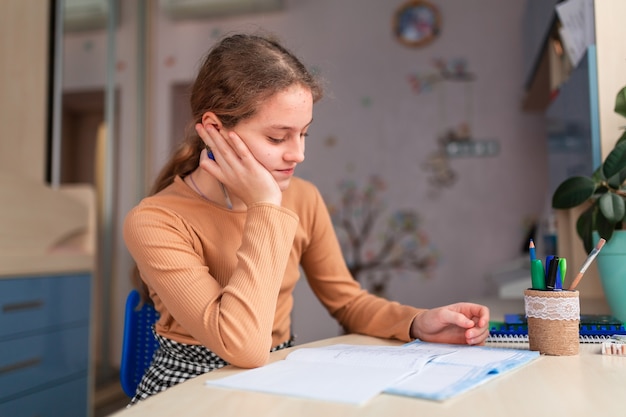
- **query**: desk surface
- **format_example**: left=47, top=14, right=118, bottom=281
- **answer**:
left=0, top=178, right=95, bottom=277
left=111, top=329, right=626, bottom=417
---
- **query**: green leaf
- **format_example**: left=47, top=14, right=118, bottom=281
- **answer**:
left=607, top=167, right=626, bottom=189
left=615, top=86, right=626, bottom=118
left=591, top=165, right=606, bottom=182
left=576, top=206, right=595, bottom=253
left=617, top=130, right=626, bottom=147
left=595, top=185, right=609, bottom=196
left=596, top=209, right=615, bottom=243
left=598, top=192, right=626, bottom=222
left=552, top=176, right=596, bottom=208
left=602, top=140, right=626, bottom=179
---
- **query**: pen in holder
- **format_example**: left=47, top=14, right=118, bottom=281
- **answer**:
left=524, top=289, right=580, bottom=356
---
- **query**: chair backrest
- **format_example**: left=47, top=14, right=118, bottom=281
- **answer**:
left=120, top=289, right=160, bottom=397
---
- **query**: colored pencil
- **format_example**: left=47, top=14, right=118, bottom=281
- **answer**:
left=568, top=238, right=606, bottom=290
left=529, top=239, right=536, bottom=261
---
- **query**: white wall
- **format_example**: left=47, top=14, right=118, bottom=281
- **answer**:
left=64, top=0, right=548, bottom=352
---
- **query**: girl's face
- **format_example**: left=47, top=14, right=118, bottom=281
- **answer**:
left=231, top=84, right=313, bottom=191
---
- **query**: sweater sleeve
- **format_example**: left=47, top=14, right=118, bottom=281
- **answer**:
left=299, top=186, right=425, bottom=342
left=123, top=201, right=299, bottom=368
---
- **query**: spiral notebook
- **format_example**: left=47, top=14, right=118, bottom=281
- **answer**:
left=488, top=314, right=626, bottom=343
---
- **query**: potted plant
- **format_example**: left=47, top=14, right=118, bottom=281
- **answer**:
left=551, top=85, right=626, bottom=322
left=552, top=85, right=626, bottom=253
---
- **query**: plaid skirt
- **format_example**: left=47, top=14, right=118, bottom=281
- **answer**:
left=129, top=329, right=293, bottom=405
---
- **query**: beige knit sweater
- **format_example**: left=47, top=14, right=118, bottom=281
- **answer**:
left=123, top=176, right=423, bottom=368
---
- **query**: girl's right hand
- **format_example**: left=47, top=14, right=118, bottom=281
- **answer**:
left=195, top=123, right=282, bottom=207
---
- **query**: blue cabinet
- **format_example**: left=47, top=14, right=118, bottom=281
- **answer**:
left=0, top=273, right=92, bottom=417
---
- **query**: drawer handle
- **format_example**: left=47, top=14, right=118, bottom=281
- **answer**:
left=0, top=357, right=42, bottom=375
left=2, top=299, right=44, bottom=313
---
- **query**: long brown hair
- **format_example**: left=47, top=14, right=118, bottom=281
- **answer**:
left=132, top=33, right=324, bottom=302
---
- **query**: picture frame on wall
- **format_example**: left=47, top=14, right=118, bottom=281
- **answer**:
left=393, top=0, right=441, bottom=48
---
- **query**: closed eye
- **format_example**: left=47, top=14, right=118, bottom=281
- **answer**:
left=268, top=132, right=308, bottom=143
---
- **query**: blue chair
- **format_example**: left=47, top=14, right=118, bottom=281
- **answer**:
left=120, top=289, right=160, bottom=397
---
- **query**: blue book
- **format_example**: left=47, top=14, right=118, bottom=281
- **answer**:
left=488, top=314, right=626, bottom=343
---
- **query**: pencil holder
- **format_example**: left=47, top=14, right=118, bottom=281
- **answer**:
left=524, top=289, right=580, bottom=356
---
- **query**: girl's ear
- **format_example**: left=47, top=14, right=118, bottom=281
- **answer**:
left=201, top=112, right=223, bottom=130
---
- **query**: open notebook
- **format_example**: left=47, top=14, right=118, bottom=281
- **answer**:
left=206, top=341, right=539, bottom=405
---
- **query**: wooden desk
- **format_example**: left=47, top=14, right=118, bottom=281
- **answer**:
left=110, top=331, right=626, bottom=417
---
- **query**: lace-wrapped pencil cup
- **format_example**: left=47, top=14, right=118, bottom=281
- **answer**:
left=524, top=289, right=580, bottom=356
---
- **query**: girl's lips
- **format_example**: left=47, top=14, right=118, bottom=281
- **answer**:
left=277, top=168, right=295, bottom=175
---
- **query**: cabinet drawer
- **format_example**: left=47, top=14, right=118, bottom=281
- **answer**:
left=0, top=325, right=88, bottom=401
left=0, top=376, right=88, bottom=417
left=0, top=274, right=90, bottom=339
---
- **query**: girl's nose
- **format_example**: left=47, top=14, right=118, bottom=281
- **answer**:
left=284, top=138, right=305, bottom=163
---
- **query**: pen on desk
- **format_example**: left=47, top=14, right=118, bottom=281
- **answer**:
left=529, top=239, right=536, bottom=262
left=568, top=238, right=606, bottom=290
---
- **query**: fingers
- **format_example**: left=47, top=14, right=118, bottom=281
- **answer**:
left=195, top=123, right=228, bottom=160
left=224, top=130, right=249, bottom=160
left=451, top=303, right=490, bottom=328
left=440, top=304, right=490, bottom=345
left=466, top=324, right=490, bottom=345
left=195, top=125, right=222, bottom=180
left=198, top=146, right=214, bottom=169
left=437, top=308, right=473, bottom=330
left=196, top=123, right=252, bottom=168
left=194, top=123, right=282, bottom=206
left=472, top=304, right=490, bottom=328
left=411, top=304, right=491, bottom=345
left=195, top=123, right=241, bottom=181
left=455, top=304, right=489, bottom=345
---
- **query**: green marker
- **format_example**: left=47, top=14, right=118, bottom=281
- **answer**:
left=531, top=259, right=546, bottom=290
left=558, top=258, right=567, bottom=289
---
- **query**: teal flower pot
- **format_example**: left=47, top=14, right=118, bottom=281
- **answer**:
left=594, top=231, right=626, bottom=323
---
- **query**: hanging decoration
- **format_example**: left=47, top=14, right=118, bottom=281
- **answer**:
left=327, top=176, right=439, bottom=297
left=393, top=0, right=441, bottom=48
left=408, top=58, right=500, bottom=193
